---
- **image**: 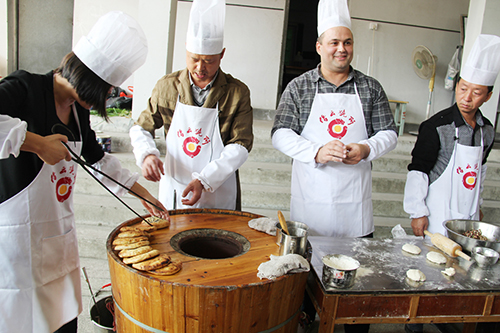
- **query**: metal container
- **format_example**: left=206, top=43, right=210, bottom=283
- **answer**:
left=443, top=220, right=500, bottom=254
left=322, top=254, right=360, bottom=289
left=471, top=246, right=499, bottom=268
left=278, top=226, right=308, bottom=256
left=90, top=285, right=114, bottom=333
left=275, top=221, right=309, bottom=246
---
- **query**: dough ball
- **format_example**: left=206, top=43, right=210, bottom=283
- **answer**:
left=406, top=269, right=426, bottom=282
left=442, top=267, right=456, bottom=277
left=402, top=243, right=421, bottom=255
left=426, top=251, right=447, bottom=264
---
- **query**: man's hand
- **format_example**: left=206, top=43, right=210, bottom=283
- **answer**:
left=129, top=182, right=170, bottom=220
left=315, top=140, right=347, bottom=164
left=181, top=179, right=204, bottom=206
left=142, top=155, right=164, bottom=182
left=21, top=132, right=71, bottom=165
left=343, top=143, right=370, bottom=165
left=411, top=216, right=429, bottom=237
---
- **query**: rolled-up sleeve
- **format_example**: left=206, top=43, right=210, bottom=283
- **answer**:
left=0, top=115, right=27, bottom=159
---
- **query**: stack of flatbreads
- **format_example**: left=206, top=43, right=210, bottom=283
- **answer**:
left=112, top=217, right=182, bottom=275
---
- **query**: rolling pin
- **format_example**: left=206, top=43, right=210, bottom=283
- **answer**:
left=424, top=230, right=471, bottom=261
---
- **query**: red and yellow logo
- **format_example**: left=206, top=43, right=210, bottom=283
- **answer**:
left=51, top=165, right=75, bottom=203
left=182, top=136, right=201, bottom=158
left=327, top=119, right=348, bottom=139
left=319, top=109, right=356, bottom=140
left=462, top=171, right=477, bottom=190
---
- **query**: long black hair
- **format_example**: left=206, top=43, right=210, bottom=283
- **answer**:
left=55, top=52, right=112, bottom=120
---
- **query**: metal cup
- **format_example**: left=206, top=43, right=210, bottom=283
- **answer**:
left=278, top=227, right=308, bottom=256
left=275, top=221, right=309, bottom=246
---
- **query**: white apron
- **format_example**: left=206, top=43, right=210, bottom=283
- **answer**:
left=291, top=83, right=373, bottom=237
left=426, top=127, right=483, bottom=235
left=160, top=98, right=237, bottom=210
left=0, top=105, right=82, bottom=333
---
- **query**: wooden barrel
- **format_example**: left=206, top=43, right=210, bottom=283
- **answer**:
left=107, top=209, right=308, bottom=333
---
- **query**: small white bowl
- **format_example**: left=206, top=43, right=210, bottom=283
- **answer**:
left=471, top=247, right=499, bottom=268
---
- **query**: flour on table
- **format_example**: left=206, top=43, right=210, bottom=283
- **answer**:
left=426, top=251, right=447, bottom=264
left=406, top=269, right=426, bottom=282
left=402, top=243, right=421, bottom=255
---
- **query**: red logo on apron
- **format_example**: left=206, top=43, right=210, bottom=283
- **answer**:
left=178, top=127, right=211, bottom=158
left=51, top=165, right=76, bottom=202
left=320, top=110, right=356, bottom=140
left=462, top=171, right=477, bottom=190
left=56, top=177, right=73, bottom=202
left=182, top=136, right=201, bottom=158
left=456, top=163, right=479, bottom=190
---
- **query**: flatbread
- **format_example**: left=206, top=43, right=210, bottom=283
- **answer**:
left=406, top=269, right=426, bottom=282
left=426, top=251, right=447, bottom=264
left=149, top=261, right=182, bottom=276
left=132, top=254, right=171, bottom=271
left=402, top=243, right=421, bottom=255
left=119, top=245, right=153, bottom=258
left=123, top=249, right=160, bottom=265
left=142, top=216, right=170, bottom=230
left=442, top=267, right=456, bottom=277
left=116, top=230, right=146, bottom=238
left=114, top=240, right=150, bottom=251
left=112, top=236, right=148, bottom=246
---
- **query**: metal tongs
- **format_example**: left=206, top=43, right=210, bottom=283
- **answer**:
left=62, top=141, right=160, bottom=226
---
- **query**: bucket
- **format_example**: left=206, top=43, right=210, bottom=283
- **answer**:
left=90, top=284, right=114, bottom=333
left=278, top=226, right=308, bottom=257
left=96, top=135, right=112, bottom=153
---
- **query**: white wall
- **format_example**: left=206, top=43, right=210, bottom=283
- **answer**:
left=171, top=1, right=286, bottom=111
left=349, top=0, right=469, bottom=125
left=0, top=0, right=8, bottom=77
left=73, top=0, right=139, bottom=92
left=73, top=0, right=287, bottom=119
left=463, top=0, right=500, bottom=125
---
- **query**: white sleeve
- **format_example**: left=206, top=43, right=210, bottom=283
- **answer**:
left=271, top=128, right=322, bottom=167
left=358, top=130, right=397, bottom=162
left=0, top=115, right=28, bottom=159
left=129, top=124, right=161, bottom=168
left=90, top=153, right=140, bottom=197
left=480, top=163, right=487, bottom=207
left=193, top=143, right=249, bottom=192
left=403, top=170, right=430, bottom=219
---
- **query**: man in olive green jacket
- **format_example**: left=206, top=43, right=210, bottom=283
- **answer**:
left=130, top=49, right=253, bottom=211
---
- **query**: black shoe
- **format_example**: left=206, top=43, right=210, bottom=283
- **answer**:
left=405, top=323, right=423, bottom=333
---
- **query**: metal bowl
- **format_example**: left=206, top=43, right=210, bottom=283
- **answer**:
left=443, top=220, right=500, bottom=254
left=471, top=247, right=499, bottom=268
left=321, top=254, right=360, bottom=289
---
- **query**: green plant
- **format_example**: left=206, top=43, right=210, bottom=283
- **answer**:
left=90, top=108, right=131, bottom=117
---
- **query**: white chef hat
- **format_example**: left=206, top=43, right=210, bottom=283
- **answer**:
left=73, top=11, right=148, bottom=87
left=186, top=0, right=225, bottom=55
left=317, top=0, right=351, bottom=37
left=461, top=34, right=500, bottom=86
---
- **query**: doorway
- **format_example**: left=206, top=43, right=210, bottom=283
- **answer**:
left=281, top=0, right=320, bottom=92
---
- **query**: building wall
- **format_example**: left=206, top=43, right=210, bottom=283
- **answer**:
left=349, top=0, right=469, bottom=125
left=7, top=0, right=498, bottom=125
left=17, top=0, right=73, bottom=73
left=0, top=0, right=8, bottom=77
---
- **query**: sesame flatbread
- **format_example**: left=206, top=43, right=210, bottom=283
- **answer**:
left=132, top=254, right=171, bottom=271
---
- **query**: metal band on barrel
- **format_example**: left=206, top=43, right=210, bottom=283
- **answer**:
left=114, top=300, right=300, bottom=333
left=114, top=300, right=169, bottom=333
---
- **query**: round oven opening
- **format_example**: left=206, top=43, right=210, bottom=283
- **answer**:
left=170, top=228, right=250, bottom=259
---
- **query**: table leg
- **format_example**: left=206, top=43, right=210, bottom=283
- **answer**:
left=462, top=322, right=476, bottom=333
left=317, top=295, right=338, bottom=333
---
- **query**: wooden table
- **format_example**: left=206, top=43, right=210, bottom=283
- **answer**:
left=306, top=237, right=500, bottom=333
